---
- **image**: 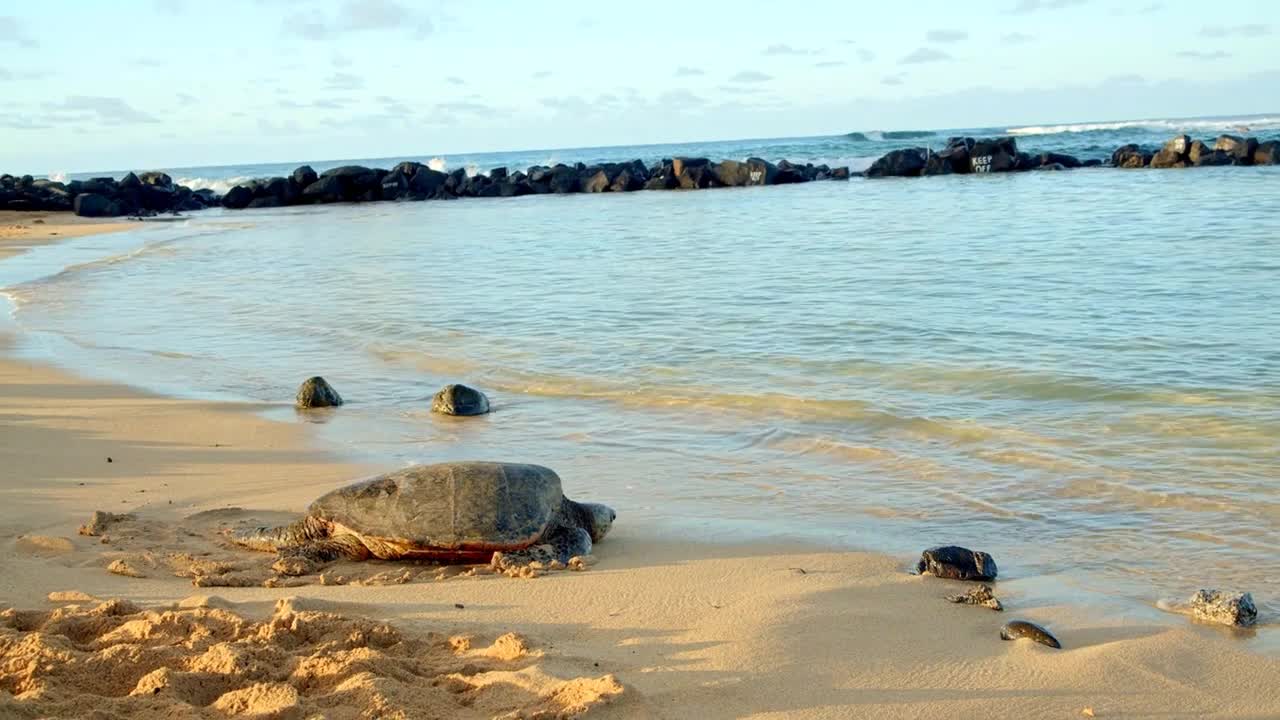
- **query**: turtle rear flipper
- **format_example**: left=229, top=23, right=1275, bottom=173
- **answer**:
left=232, top=515, right=329, bottom=552
left=272, top=535, right=371, bottom=576
left=491, top=526, right=592, bottom=570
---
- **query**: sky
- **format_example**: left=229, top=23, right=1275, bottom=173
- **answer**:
left=1, top=0, right=1276, bottom=173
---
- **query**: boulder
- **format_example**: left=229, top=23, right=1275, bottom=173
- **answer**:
left=221, top=184, right=256, bottom=209
left=260, top=176, right=298, bottom=205
left=1149, top=148, right=1188, bottom=169
left=431, top=383, right=490, bottom=416
left=299, top=175, right=345, bottom=203
left=292, top=165, right=318, bottom=188
left=1111, top=144, right=1151, bottom=168
left=926, top=137, right=974, bottom=175
left=119, top=172, right=143, bottom=190
left=643, top=160, right=678, bottom=190
left=1189, top=589, right=1257, bottom=627
left=73, top=193, right=114, bottom=217
left=548, top=165, right=580, bottom=194
left=295, top=376, right=343, bottom=409
left=1213, top=134, right=1256, bottom=164
left=489, top=167, right=508, bottom=182
left=916, top=546, right=998, bottom=581
left=1082, top=159, right=1103, bottom=167
left=831, top=167, right=851, bottom=180
left=1253, top=140, right=1280, bottom=165
left=865, top=148, right=927, bottom=178
left=969, top=137, right=1018, bottom=173
left=1038, top=152, right=1081, bottom=169
left=138, top=171, right=173, bottom=188
left=673, top=157, right=716, bottom=189
left=380, top=172, right=409, bottom=200
left=579, top=167, right=610, bottom=193
left=408, top=167, right=447, bottom=198
left=1192, top=149, right=1234, bottom=167
left=608, top=162, right=648, bottom=192
left=773, top=159, right=809, bottom=184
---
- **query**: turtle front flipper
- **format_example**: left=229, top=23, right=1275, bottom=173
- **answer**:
left=272, top=535, right=371, bottom=576
left=231, top=515, right=330, bottom=552
left=491, top=526, right=592, bottom=571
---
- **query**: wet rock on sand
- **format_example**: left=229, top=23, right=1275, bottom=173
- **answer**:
left=916, top=546, right=998, bottom=581
left=1190, top=589, right=1257, bottom=627
left=294, top=375, right=343, bottom=408
left=431, top=383, right=490, bottom=416
left=945, top=584, right=1003, bottom=611
left=1000, top=620, right=1061, bottom=648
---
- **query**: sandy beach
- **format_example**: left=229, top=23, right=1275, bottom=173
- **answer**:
left=0, top=222, right=1277, bottom=719
left=0, top=210, right=137, bottom=262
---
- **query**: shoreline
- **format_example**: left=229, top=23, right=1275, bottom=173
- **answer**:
left=2, top=227, right=1279, bottom=717
left=3, top=340, right=1280, bottom=717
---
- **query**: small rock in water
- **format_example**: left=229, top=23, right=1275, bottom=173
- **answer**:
left=1189, top=589, right=1257, bottom=627
left=916, top=546, right=998, bottom=581
left=295, top=376, right=343, bottom=408
left=946, top=584, right=1003, bottom=611
left=1000, top=620, right=1061, bottom=648
left=431, top=383, right=490, bottom=416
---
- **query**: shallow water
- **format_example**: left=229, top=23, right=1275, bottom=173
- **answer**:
left=6, top=140, right=1280, bottom=631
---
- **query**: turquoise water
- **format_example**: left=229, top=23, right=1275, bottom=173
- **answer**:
left=6, top=141, right=1280, bottom=627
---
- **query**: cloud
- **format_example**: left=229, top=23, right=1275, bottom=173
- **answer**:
left=729, top=70, right=773, bottom=83
left=856, top=48, right=876, bottom=62
left=674, top=66, right=704, bottom=77
left=1001, top=32, right=1033, bottom=44
left=284, top=0, right=432, bottom=40
left=436, top=100, right=493, bottom=115
left=0, top=15, right=37, bottom=47
left=311, top=98, right=349, bottom=110
left=0, top=115, right=52, bottom=130
left=1137, top=2, right=1163, bottom=12
left=154, top=0, right=189, bottom=14
left=1177, top=49, right=1231, bottom=60
left=1199, top=24, right=1269, bottom=38
left=926, top=29, right=967, bottom=43
left=658, top=89, right=706, bottom=106
left=531, top=70, right=552, bottom=79
left=446, top=76, right=465, bottom=86
left=176, top=92, right=198, bottom=106
left=1010, top=0, right=1086, bottom=13
left=814, top=60, right=846, bottom=68
left=882, top=74, right=905, bottom=86
left=131, top=58, right=165, bottom=68
left=42, top=96, right=159, bottom=124
left=331, top=51, right=352, bottom=68
left=900, top=47, right=952, bottom=64
left=718, top=85, right=765, bottom=95
left=762, top=43, right=813, bottom=56
left=324, top=72, right=364, bottom=91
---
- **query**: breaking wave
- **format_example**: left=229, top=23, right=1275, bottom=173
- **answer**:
left=1008, top=116, right=1280, bottom=137
left=173, top=175, right=255, bottom=195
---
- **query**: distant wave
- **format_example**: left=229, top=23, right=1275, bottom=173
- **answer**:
left=880, top=130, right=936, bottom=140
left=845, top=132, right=870, bottom=142
left=1008, top=116, right=1280, bottom=137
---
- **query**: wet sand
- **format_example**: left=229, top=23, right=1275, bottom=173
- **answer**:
left=3, top=349, right=1279, bottom=718
left=0, top=210, right=136, bottom=261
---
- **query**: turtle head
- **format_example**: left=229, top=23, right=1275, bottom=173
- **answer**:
left=578, top=502, right=616, bottom=542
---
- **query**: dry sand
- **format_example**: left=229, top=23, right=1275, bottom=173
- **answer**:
left=1, top=226, right=1279, bottom=718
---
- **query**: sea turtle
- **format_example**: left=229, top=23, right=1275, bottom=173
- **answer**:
left=231, top=461, right=615, bottom=575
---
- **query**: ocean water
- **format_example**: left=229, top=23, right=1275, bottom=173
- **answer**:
left=6, top=115, right=1280, bottom=631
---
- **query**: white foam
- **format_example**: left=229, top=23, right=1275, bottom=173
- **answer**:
left=46, top=171, right=68, bottom=183
left=427, top=157, right=447, bottom=172
left=1008, top=116, right=1280, bottom=136
left=172, top=175, right=255, bottom=195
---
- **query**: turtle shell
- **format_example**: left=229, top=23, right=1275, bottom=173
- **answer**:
left=308, top=462, right=562, bottom=557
